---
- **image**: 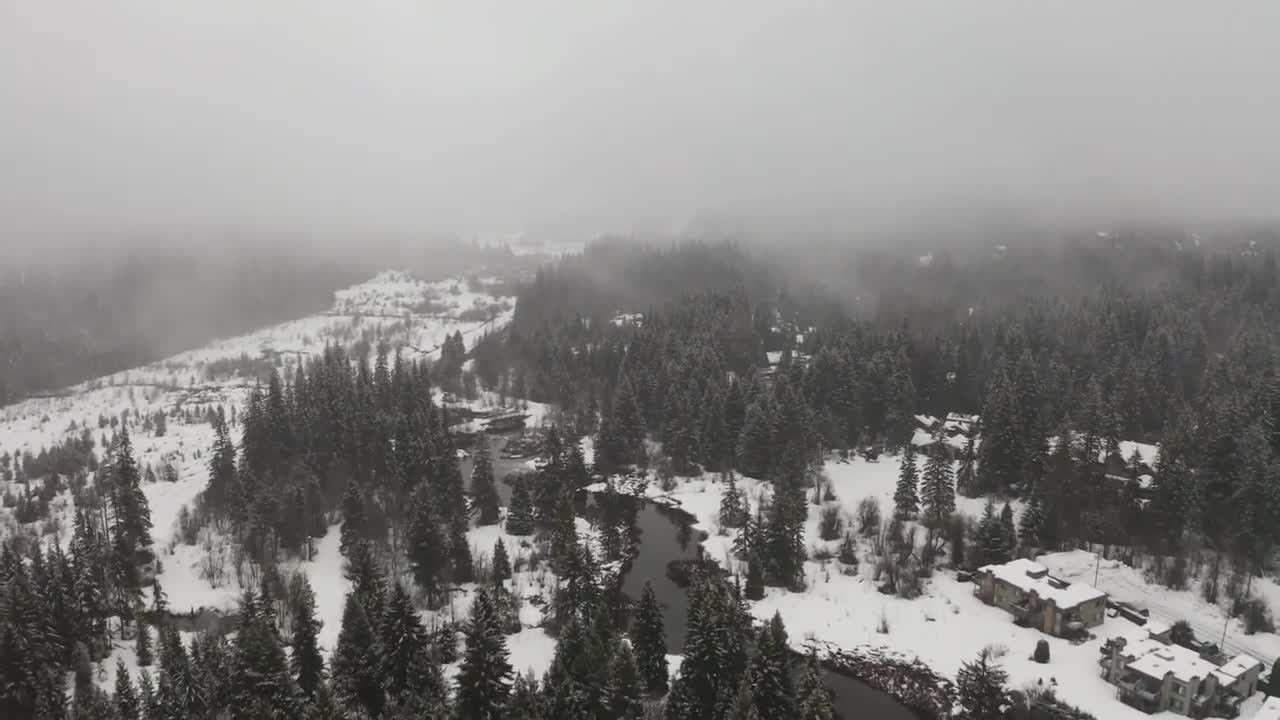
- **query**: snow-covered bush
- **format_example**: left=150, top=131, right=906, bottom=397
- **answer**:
left=1033, top=639, right=1050, bottom=664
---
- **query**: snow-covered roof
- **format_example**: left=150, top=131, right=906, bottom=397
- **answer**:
left=766, top=351, right=784, bottom=365
left=979, top=559, right=1107, bottom=609
left=1254, top=697, right=1280, bottom=720
left=1213, top=654, right=1263, bottom=682
left=1126, top=640, right=1218, bottom=683
left=914, top=414, right=939, bottom=428
left=1145, top=620, right=1170, bottom=637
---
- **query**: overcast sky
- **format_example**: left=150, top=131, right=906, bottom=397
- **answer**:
left=3, top=1, right=1279, bottom=239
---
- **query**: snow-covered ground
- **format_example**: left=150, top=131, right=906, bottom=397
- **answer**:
left=608, top=450, right=1277, bottom=720
left=0, top=270, right=588, bottom=690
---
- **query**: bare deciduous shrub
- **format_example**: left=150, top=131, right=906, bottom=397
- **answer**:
left=819, top=504, right=844, bottom=541
left=857, top=497, right=881, bottom=537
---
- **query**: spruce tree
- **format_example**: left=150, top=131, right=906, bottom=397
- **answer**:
left=631, top=582, right=668, bottom=694
left=339, top=481, right=366, bottom=558
left=450, top=517, right=475, bottom=584
left=744, top=553, right=766, bottom=601
left=956, top=433, right=977, bottom=497
left=975, top=500, right=1010, bottom=567
left=1267, top=657, right=1280, bottom=697
left=505, top=480, right=535, bottom=536
left=115, top=658, right=140, bottom=720
left=289, top=575, right=324, bottom=698
left=796, top=649, right=836, bottom=720
left=456, top=587, right=513, bottom=720
left=736, top=398, right=776, bottom=478
left=894, top=442, right=920, bottom=519
left=492, top=538, right=512, bottom=584
left=471, top=433, right=501, bottom=525
left=920, top=434, right=956, bottom=524
left=745, top=613, right=794, bottom=719
left=331, top=593, right=384, bottom=718
left=955, top=648, right=1008, bottom=720
left=406, top=488, right=448, bottom=595
left=507, top=672, right=547, bottom=720
left=230, top=587, right=302, bottom=720
left=138, top=669, right=159, bottom=720
left=719, top=476, right=746, bottom=528
left=1018, top=491, right=1046, bottom=553
left=604, top=640, right=645, bottom=720
left=382, top=582, right=442, bottom=703
left=999, top=503, right=1018, bottom=557
left=136, top=621, right=153, bottom=667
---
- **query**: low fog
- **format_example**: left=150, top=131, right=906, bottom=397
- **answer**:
left=3, top=1, right=1280, bottom=241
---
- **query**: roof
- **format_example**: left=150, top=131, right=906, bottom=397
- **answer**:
left=1127, top=642, right=1218, bottom=683
left=979, top=559, right=1107, bottom=609
left=1213, top=654, right=1263, bottom=682
left=1255, top=697, right=1280, bottom=720
left=766, top=351, right=783, bottom=365
left=1145, top=620, right=1170, bottom=637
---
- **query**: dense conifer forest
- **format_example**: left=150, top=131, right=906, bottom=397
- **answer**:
left=5, top=231, right=1280, bottom=718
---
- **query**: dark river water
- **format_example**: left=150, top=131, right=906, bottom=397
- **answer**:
left=467, top=432, right=918, bottom=720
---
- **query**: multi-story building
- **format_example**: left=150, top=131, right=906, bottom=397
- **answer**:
left=974, top=558, right=1108, bottom=638
left=1099, top=624, right=1263, bottom=717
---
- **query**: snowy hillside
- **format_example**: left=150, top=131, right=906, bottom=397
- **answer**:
left=0, top=271, right=567, bottom=689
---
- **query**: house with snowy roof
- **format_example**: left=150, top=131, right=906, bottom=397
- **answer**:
left=974, top=558, right=1107, bottom=638
left=1100, top=624, right=1264, bottom=717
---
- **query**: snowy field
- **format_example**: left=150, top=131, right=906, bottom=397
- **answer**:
left=603, top=450, right=1277, bottom=720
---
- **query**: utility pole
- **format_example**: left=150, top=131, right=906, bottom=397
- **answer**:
left=1094, top=550, right=1101, bottom=587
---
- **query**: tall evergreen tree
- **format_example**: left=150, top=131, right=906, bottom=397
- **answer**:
left=744, top=613, right=794, bottom=719
left=505, top=480, right=535, bottom=536
left=382, top=582, right=443, bottom=704
left=406, top=488, right=448, bottom=596
left=456, top=587, right=513, bottom=720
left=471, top=434, right=501, bottom=525
left=999, top=503, right=1018, bottom=557
left=920, top=434, right=955, bottom=524
left=604, top=640, right=645, bottom=720
left=975, top=500, right=1011, bottom=567
left=631, top=582, right=668, bottom=694
left=894, top=443, right=920, bottom=519
left=491, top=538, right=512, bottom=584
left=331, top=592, right=384, bottom=718
left=289, top=575, right=324, bottom=698
left=796, top=649, right=836, bottom=720
left=955, top=648, right=1009, bottom=720
left=136, top=621, right=154, bottom=667
left=115, top=658, right=140, bottom=720
left=339, top=481, right=367, bottom=557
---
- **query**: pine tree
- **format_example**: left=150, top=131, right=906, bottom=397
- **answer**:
left=456, top=587, right=513, bottom=720
left=507, top=672, right=547, bottom=720
left=955, top=648, right=1008, bottom=720
left=920, top=434, right=956, bottom=525
left=406, top=488, right=448, bottom=595
left=382, top=582, right=442, bottom=703
left=744, top=554, right=765, bottom=601
left=745, top=613, right=794, bottom=719
left=604, top=640, right=645, bottom=720
left=975, top=500, right=1010, bottom=567
left=344, top=540, right=386, bottom=624
left=115, top=657, right=140, bottom=720
left=999, top=503, right=1018, bottom=557
left=894, top=442, right=920, bottom=518
left=109, top=424, right=153, bottom=596
left=206, top=416, right=237, bottom=515
left=956, top=433, right=977, bottom=497
left=136, top=621, right=154, bottom=667
left=1018, top=491, right=1046, bottom=553
left=631, top=582, right=668, bottom=694
left=736, top=398, right=776, bottom=478
left=331, top=593, right=384, bottom=717
left=492, top=538, right=511, bottom=584
left=505, top=480, right=535, bottom=536
left=138, top=669, right=159, bottom=720
left=450, top=518, right=475, bottom=584
left=719, top=475, right=746, bottom=528
left=1267, top=657, right=1280, bottom=697
left=289, top=575, right=324, bottom=698
left=471, top=434, right=501, bottom=525
left=339, top=481, right=366, bottom=557
left=796, top=649, right=836, bottom=720
left=230, top=587, right=303, bottom=720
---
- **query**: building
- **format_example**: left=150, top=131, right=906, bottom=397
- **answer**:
left=1099, top=625, right=1264, bottom=717
left=974, top=559, right=1107, bottom=638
